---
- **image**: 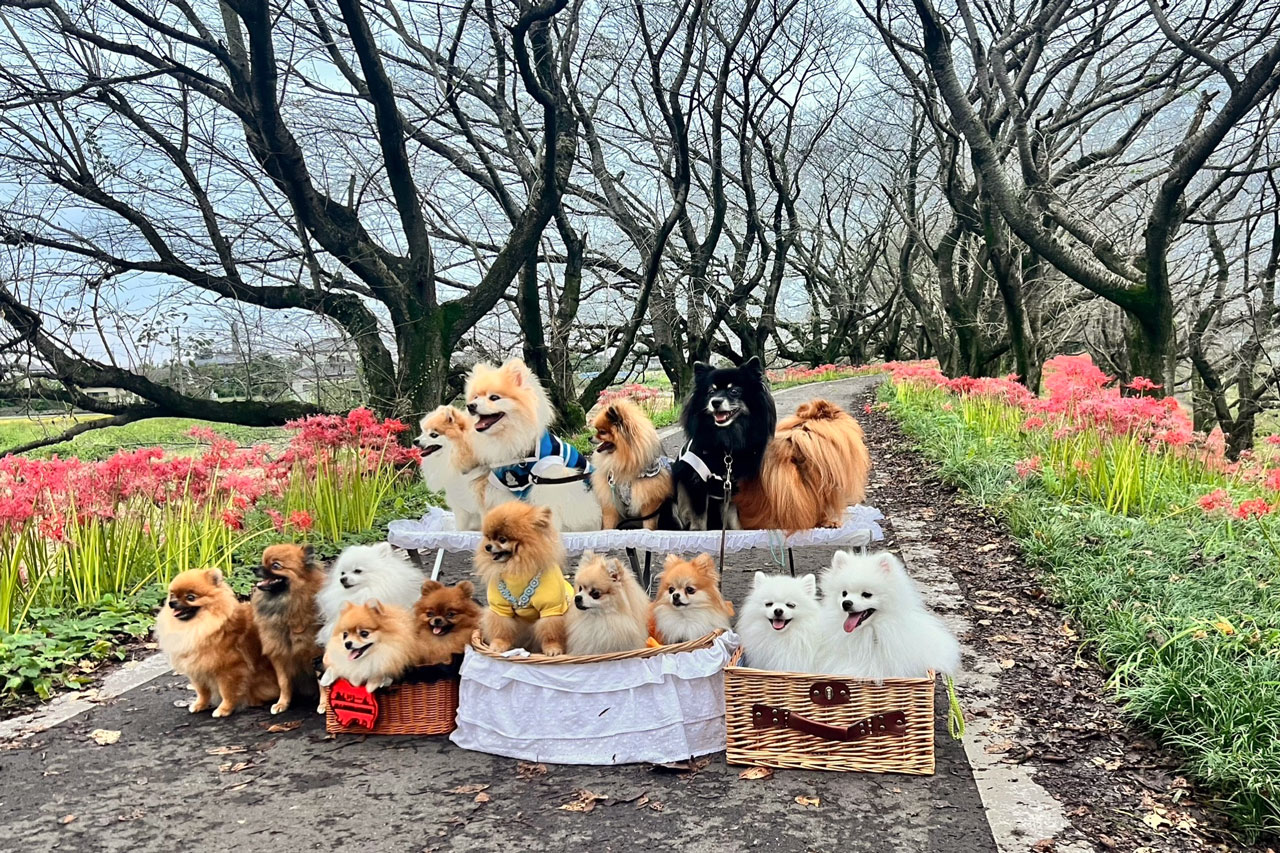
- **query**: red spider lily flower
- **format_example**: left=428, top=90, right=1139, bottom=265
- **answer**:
left=1126, top=377, right=1161, bottom=393
left=1014, top=456, right=1042, bottom=478
left=221, top=509, right=244, bottom=530
left=863, top=404, right=872, bottom=415
left=1022, top=416, right=1046, bottom=430
left=288, top=510, right=314, bottom=531
left=1232, top=498, right=1273, bottom=520
left=1265, top=470, right=1280, bottom=492
left=265, top=509, right=285, bottom=532
left=1265, top=435, right=1280, bottom=447
left=1197, top=489, right=1232, bottom=513
left=1072, top=459, right=1092, bottom=474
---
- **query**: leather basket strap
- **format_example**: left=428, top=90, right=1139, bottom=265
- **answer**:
left=751, top=704, right=908, bottom=743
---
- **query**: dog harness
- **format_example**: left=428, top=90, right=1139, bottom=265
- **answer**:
left=487, top=565, right=573, bottom=621
left=489, top=432, right=593, bottom=500
left=678, top=440, right=731, bottom=498
left=608, top=455, right=672, bottom=519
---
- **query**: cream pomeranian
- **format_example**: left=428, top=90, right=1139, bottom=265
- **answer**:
left=648, top=553, right=734, bottom=644
left=415, top=405, right=487, bottom=530
left=465, top=358, right=602, bottom=532
left=565, top=552, right=651, bottom=655
left=319, top=600, right=418, bottom=698
left=316, top=543, right=424, bottom=645
left=735, top=571, right=822, bottom=672
left=817, top=550, right=960, bottom=679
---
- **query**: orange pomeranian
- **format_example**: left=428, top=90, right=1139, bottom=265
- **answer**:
left=251, top=543, right=326, bottom=715
left=590, top=399, right=672, bottom=530
left=474, top=502, right=573, bottom=655
left=319, top=600, right=418, bottom=698
left=565, top=552, right=651, bottom=654
left=649, top=553, right=734, bottom=644
left=156, top=568, right=278, bottom=718
left=735, top=399, right=871, bottom=532
left=413, top=579, right=482, bottom=665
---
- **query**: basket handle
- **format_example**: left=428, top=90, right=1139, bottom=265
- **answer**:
left=751, top=704, right=907, bottom=743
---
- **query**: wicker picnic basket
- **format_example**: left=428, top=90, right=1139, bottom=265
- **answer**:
left=324, top=660, right=461, bottom=736
left=452, top=630, right=737, bottom=765
left=724, top=647, right=936, bottom=774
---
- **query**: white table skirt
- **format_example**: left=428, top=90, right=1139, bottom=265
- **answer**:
left=387, top=505, right=884, bottom=555
left=450, top=632, right=740, bottom=765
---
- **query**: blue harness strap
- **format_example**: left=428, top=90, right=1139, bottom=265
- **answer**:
left=490, top=432, right=593, bottom=499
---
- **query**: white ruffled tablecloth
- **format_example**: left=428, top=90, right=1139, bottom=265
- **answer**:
left=450, top=632, right=740, bottom=765
left=387, top=505, right=884, bottom=555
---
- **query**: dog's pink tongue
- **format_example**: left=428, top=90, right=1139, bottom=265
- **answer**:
left=348, top=648, right=362, bottom=661
left=843, top=613, right=858, bottom=633
left=770, top=618, right=787, bottom=630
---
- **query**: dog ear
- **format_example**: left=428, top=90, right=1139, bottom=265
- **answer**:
left=503, top=358, right=528, bottom=386
left=693, top=362, right=713, bottom=382
left=800, top=573, right=817, bottom=598
left=606, top=559, right=624, bottom=582
left=533, top=506, right=554, bottom=529
left=339, top=601, right=354, bottom=613
left=206, top=568, right=223, bottom=586
left=753, top=571, right=767, bottom=588
left=606, top=405, right=623, bottom=426
left=829, top=550, right=853, bottom=573
left=456, top=580, right=475, bottom=599
left=741, top=355, right=763, bottom=374
left=663, top=553, right=682, bottom=571
left=877, top=554, right=898, bottom=574
left=420, top=579, right=444, bottom=595
left=302, top=544, right=316, bottom=563
left=366, top=599, right=383, bottom=614
left=692, top=553, right=717, bottom=574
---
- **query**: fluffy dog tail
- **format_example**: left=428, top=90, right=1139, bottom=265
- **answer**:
left=736, top=399, right=871, bottom=532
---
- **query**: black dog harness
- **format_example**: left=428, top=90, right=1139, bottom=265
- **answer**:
left=678, top=441, right=733, bottom=501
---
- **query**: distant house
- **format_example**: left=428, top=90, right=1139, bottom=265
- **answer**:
left=80, top=387, right=138, bottom=405
left=291, top=338, right=362, bottom=405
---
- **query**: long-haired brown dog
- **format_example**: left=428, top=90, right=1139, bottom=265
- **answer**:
left=413, top=579, right=482, bottom=665
left=155, top=568, right=278, bottom=718
left=474, top=502, right=573, bottom=655
left=252, top=544, right=326, bottom=715
left=590, top=399, right=672, bottom=529
left=735, top=399, right=871, bottom=532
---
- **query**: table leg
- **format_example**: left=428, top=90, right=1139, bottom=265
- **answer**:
left=787, top=548, right=796, bottom=577
left=431, top=549, right=445, bottom=581
left=625, top=547, right=643, bottom=584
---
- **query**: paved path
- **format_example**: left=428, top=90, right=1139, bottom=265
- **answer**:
left=0, top=377, right=1000, bottom=853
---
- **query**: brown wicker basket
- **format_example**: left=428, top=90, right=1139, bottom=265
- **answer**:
left=325, top=675, right=460, bottom=736
left=724, top=647, right=936, bottom=774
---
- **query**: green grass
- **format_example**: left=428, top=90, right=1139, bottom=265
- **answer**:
left=883, top=383, right=1280, bottom=840
left=0, top=415, right=286, bottom=459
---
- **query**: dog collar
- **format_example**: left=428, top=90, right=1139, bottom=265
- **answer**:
left=497, top=573, right=542, bottom=610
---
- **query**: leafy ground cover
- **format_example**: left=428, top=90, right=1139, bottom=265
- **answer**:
left=881, top=357, right=1280, bottom=839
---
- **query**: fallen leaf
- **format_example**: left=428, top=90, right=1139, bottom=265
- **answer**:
left=795, top=795, right=820, bottom=808
left=89, top=729, right=121, bottom=746
left=738, top=766, right=774, bottom=780
left=206, top=745, right=247, bottom=756
left=517, top=761, right=548, bottom=778
left=1031, top=840, right=1055, bottom=853
left=999, top=659, right=1015, bottom=670
left=265, top=720, right=303, bottom=733
left=473, top=792, right=491, bottom=804
left=1057, top=621, right=1078, bottom=640
left=977, top=543, right=999, bottom=553
left=984, top=740, right=1014, bottom=754
left=1141, top=809, right=1171, bottom=831
left=648, top=801, right=665, bottom=812
left=446, top=783, right=490, bottom=795
left=218, top=761, right=254, bottom=773
left=559, top=790, right=608, bottom=813
left=60, top=815, right=76, bottom=825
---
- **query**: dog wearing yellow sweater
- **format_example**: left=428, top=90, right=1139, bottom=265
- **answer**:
left=474, top=503, right=572, bottom=655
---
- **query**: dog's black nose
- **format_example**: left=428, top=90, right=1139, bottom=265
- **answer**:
left=772, top=607, right=783, bottom=618
left=574, top=594, right=584, bottom=606
left=344, top=640, right=353, bottom=650
left=466, top=403, right=478, bottom=415
left=672, top=593, right=682, bottom=603
left=168, top=599, right=180, bottom=610
left=841, top=599, right=854, bottom=612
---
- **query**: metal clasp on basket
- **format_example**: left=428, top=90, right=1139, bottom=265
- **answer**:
left=808, top=681, right=851, bottom=706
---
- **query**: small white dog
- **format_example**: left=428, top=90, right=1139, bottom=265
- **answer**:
left=565, top=552, right=650, bottom=655
left=315, top=543, right=425, bottom=644
left=817, top=550, right=959, bottom=679
left=415, top=405, right=487, bottom=530
left=735, top=571, right=822, bottom=673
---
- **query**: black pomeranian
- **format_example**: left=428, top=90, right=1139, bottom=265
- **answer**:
left=669, top=357, right=777, bottom=530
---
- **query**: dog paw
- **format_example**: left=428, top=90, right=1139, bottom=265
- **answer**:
left=187, top=700, right=208, bottom=714
left=542, top=645, right=565, bottom=656
left=211, top=706, right=234, bottom=718
left=488, top=639, right=512, bottom=653
left=270, top=700, right=289, bottom=715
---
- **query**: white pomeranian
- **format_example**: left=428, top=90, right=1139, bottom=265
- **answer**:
left=464, top=358, right=602, bottom=532
left=735, top=571, right=822, bottom=672
left=565, top=552, right=651, bottom=655
left=415, top=405, right=487, bottom=530
left=315, top=543, right=425, bottom=644
left=816, top=550, right=960, bottom=679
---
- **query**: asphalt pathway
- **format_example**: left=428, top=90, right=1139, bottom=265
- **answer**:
left=0, top=377, right=998, bottom=853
